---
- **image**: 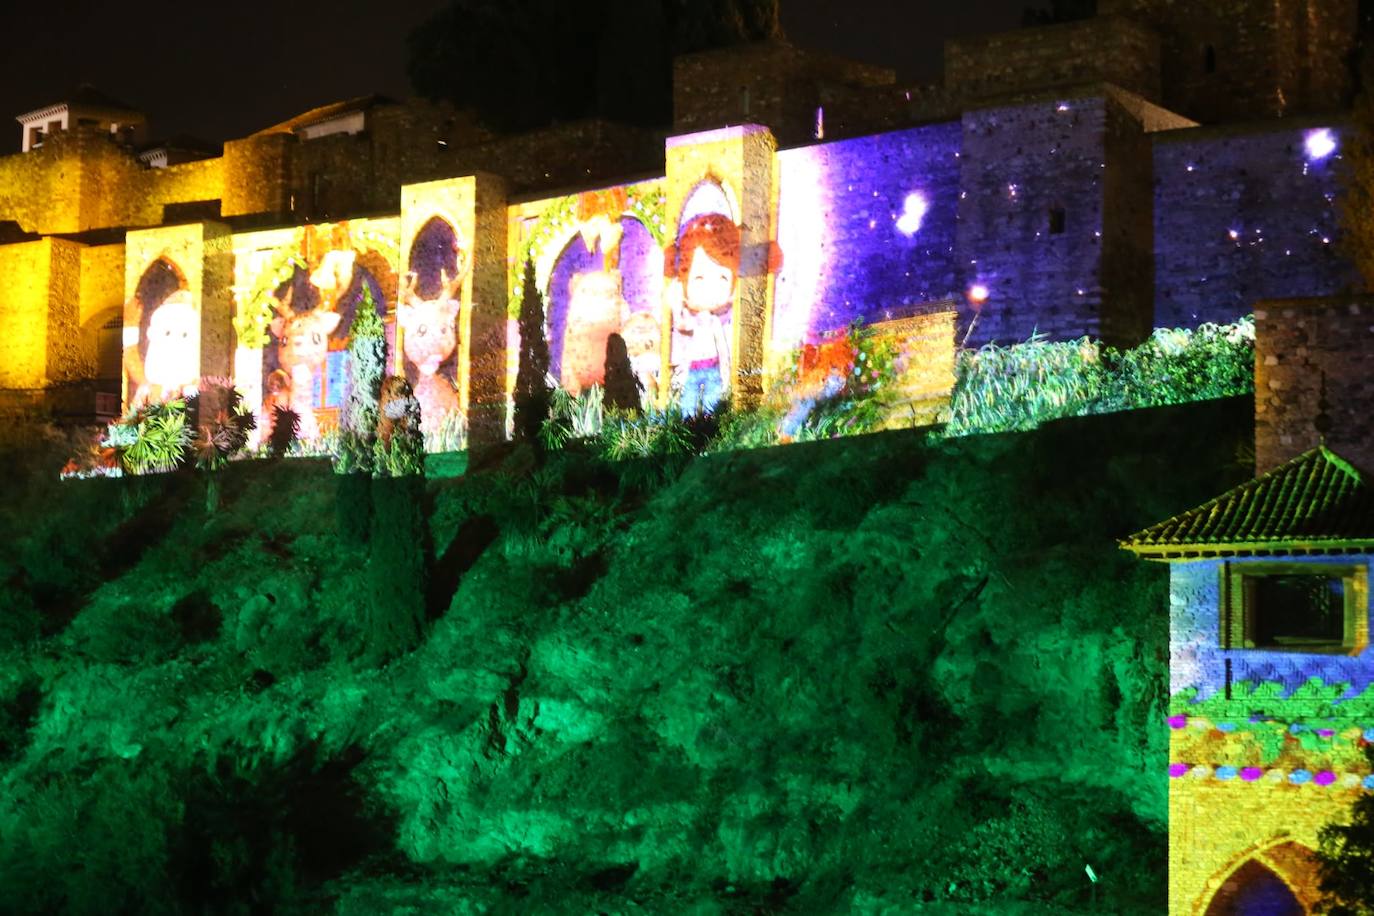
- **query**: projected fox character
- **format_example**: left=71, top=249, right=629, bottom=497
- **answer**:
left=132, top=289, right=200, bottom=407
left=667, top=214, right=739, bottom=415
left=269, top=287, right=341, bottom=442
left=561, top=269, right=630, bottom=395
left=398, top=268, right=464, bottom=436
left=619, top=310, right=662, bottom=408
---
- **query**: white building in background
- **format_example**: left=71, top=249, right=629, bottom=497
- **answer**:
left=17, top=85, right=147, bottom=152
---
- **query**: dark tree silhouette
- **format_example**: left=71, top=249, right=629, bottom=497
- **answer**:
left=1317, top=747, right=1374, bottom=915
left=1022, top=0, right=1096, bottom=26
left=603, top=333, right=641, bottom=413
left=1342, top=53, right=1374, bottom=289
left=513, top=259, right=552, bottom=445
left=407, top=0, right=781, bottom=131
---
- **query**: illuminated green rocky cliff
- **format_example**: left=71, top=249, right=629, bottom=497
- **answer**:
left=0, top=397, right=1251, bottom=913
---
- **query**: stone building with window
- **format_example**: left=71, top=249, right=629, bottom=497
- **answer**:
left=1123, top=294, right=1374, bottom=913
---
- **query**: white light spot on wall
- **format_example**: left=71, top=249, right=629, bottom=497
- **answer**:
left=969, top=283, right=990, bottom=303
left=772, top=148, right=831, bottom=351
left=1228, top=229, right=1240, bottom=240
left=1057, top=103, right=1071, bottom=112
left=895, top=192, right=929, bottom=236
left=1305, top=128, right=1337, bottom=161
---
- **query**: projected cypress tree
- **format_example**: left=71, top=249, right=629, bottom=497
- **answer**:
left=338, top=292, right=386, bottom=473
left=513, top=259, right=552, bottom=446
left=366, top=375, right=428, bottom=664
left=335, top=292, right=386, bottom=543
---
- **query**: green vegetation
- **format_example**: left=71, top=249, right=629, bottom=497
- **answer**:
left=0, top=395, right=1253, bottom=913
left=949, top=318, right=1254, bottom=436
left=1318, top=745, right=1374, bottom=915
left=336, top=291, right=386, bottom=477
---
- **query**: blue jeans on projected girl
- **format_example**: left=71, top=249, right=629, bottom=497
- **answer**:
left=680, top=360, right=725, bottom=415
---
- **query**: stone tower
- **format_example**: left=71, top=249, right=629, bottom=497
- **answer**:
left=1099, top=0, right=1358, bottom=123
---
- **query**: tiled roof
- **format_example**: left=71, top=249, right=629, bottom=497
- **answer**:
left=1121, top=446, right=1374, bottom=558
left=253, top=95, right=396, bottom=136
left=17, top=85, right=141, bottom=121
left=67, top=85, right=139, bottom=112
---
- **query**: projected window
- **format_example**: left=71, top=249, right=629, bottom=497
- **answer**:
left=1223, top=564, right=1369, bottom=654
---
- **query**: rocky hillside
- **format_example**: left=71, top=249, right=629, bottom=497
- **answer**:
left=0, top=397, right=1252, bottom=914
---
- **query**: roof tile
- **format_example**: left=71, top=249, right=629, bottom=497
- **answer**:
left=1121, top=446, right=1374, bottom=555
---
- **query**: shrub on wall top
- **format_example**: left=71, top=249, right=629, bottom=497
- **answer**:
left=947, top=317, right=1254, bottom=437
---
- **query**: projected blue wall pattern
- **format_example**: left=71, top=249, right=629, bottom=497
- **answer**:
left=772, top=122, right=962, bottom=351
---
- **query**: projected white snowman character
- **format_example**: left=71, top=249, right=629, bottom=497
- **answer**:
left=134, top=290, right=200, bottom=406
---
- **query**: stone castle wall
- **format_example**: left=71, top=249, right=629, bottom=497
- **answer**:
left=956, top=96, right=1123, bottom=345
left=1100, top=0, right=1357, bottom=123
left=0, top=13, right=1362, bottom=421
left=1254, top=296, right=1374, bottom=475
left=945, top=15, right=1162, bottom=106
left=673, top=41, right=895, bottom=148
left=1153, top=120, right=1357, bottom=331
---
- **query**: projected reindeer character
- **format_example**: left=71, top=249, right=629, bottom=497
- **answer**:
left=268, top=286, right=341, bottom=442
left=397, top=267, right=464, bottom=437
left=132, top=289, right=200, bottom=407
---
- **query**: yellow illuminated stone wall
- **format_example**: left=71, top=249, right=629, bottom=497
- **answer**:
left=399, top=178, right=480, bottom=416
left=0, top=238, right=89, bottom=389
left=78, top=244, right=126, bottom=329
left=1169, top=772, right=1349, bottom=915
left=866, top=309, right=957, bottom=429
left=466, top=174, right=510, bottom=450
left=0, top=130, right=225, bottom=235
left=75, top=243, right=127, bottom=385
left=221, top=135, right=293, bottom=221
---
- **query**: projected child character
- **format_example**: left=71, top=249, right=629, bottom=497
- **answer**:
left=668, top=214, right=739, bottom=415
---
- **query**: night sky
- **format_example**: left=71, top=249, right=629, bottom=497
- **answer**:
left=0, top=0, right=1038, bottom=155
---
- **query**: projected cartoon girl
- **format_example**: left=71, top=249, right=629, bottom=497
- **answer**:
left=668, top=213, right=739, bottom=415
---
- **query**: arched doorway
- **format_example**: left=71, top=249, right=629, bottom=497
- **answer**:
left=1201, top=841, right=1321, bottom=916
left=1204, top=859, right=1304, bottom=915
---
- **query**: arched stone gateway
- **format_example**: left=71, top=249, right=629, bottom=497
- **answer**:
left=1200, top=841, right=1321, bottom=916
